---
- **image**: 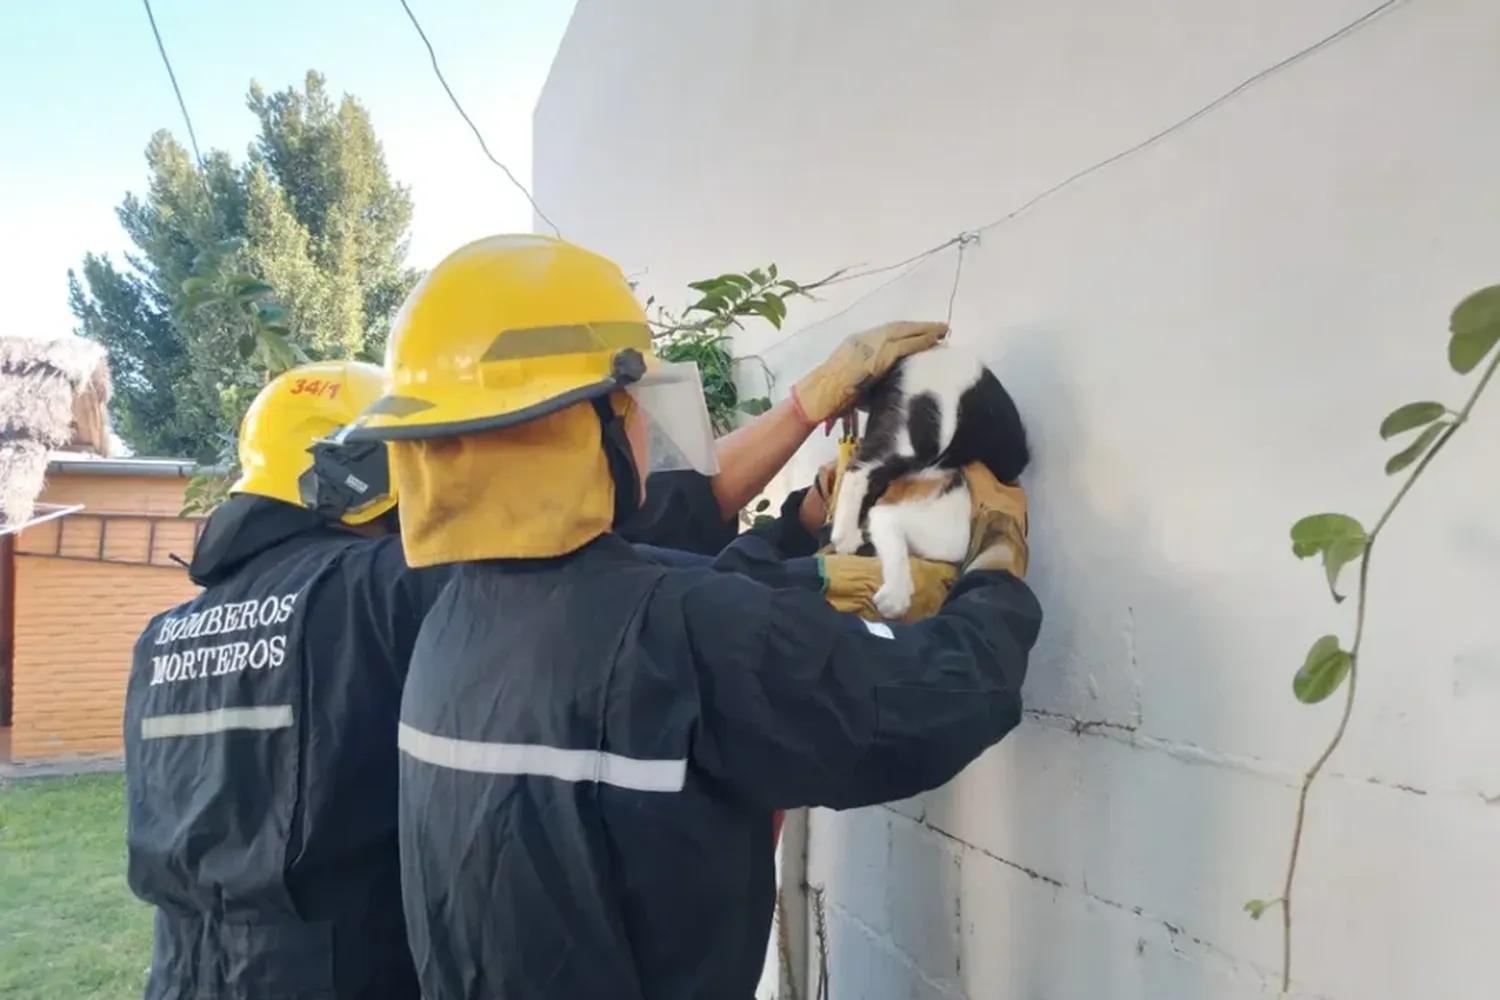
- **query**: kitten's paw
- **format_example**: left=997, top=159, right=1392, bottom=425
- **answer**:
left=872, top=579, right=913, bottom=620
left=830, top=523, right=863, bottom=556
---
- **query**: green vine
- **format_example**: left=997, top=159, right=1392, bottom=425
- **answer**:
left=1244, top=283, right=1500, bottom=994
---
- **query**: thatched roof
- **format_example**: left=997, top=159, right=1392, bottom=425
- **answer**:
left=0, top=336, right=112, bottom=533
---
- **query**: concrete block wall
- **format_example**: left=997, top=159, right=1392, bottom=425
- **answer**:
left=535, top=1, right=1500, bottom=996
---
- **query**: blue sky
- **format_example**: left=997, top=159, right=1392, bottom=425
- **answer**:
left=0, top=0, right=576, bottom=340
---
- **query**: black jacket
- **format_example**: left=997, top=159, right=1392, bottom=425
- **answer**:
left=618, top=468, right=741, bottom=556
left=124, top=496, right=451, bottom=1000
left=398, top=530, right=1042, bottom=1000
left=121, top=474, right=799, bottom=1000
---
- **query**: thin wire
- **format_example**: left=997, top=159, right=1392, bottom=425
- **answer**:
left=967, top=0, right=1408, bottom=239
left=944, top=236, right=972, bottom=326
left=398, top=0, right=562, bottom=237
left=761, top=245, right=953, bottom=357
left=140, top=0, right=210, bottom=196
left=760, top=0, right=1409, bottom=352
left=821, top=236, right=963, bottom=289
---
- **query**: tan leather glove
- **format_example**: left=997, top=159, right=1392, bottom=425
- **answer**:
left=960, top=464, right=1029, bottom=579
left=818, top=463, right=1028, bottom=621
left=792, top=321, right=949, bottom=426
left=819, top=554, right=959, bottom=623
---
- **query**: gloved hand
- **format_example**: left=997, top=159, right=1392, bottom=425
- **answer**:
left=819, top=553, right=960, bottom=622
left=792, top=321, right=949, bottom=426
left=818, top=462, right=1029, bottom=621
left=960, top=464, right=1029, bottom=579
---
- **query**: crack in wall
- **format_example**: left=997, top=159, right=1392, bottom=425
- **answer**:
left=1026, top=706, right=1138, bottom=737
left=865, top=804, right=1287, bottom=993
left=1366, top=776, right=1427, bottom=796
left=1019, top=709, right=1479, bottom=801
left=822, top=895, right=960, bottom=998
left=903, top=810, right=1066, bottom=890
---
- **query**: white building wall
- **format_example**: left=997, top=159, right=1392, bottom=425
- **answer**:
left=534, top=1, right=1500, bottom=997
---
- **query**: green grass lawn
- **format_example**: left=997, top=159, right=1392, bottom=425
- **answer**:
left=0, top=773, right=152, bottom=1000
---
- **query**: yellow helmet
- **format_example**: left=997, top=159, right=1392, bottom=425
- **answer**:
left=341, top=233, right=669, bottom=442
left=231, top=360, right=397, bottom=526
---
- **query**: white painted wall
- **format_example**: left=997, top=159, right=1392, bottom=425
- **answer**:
left=534, top=1, right=1500, bottom=997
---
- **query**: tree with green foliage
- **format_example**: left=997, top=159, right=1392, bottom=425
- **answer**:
left=68, top=70, right=419, bottom=462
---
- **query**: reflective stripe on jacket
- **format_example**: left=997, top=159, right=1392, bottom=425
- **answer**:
left=399, top=532, right=1041, bottom=1000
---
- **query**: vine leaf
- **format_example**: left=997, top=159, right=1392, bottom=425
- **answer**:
left=738, top=396, right=772, bottom=416
left=743, top=296, right=786, bottom=329
left=1384, top=421, right=1447, bottom=475
left=1377, top=401, right=1445, bottom=439
left=234, top=280, right=277, bottom=303
left=1243, top=898, right=1273, bottom=920
left=256, top=302, right=291, bottom=327
left=720, top=273, right=757, bottom=294
left=1290, top=513, right=1367, bottom=602
left=1448, top=284, right=1500, bottom=374
left=1294, top=635, right=1352, bottom=704
left=685, top=294, right=730, bottom=316
left=174, top=289, right=218, bottom=320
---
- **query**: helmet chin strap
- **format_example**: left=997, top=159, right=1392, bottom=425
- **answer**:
left=591, top=397, right=641, bottom=528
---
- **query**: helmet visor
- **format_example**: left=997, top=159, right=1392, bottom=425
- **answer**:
left=626, top=361, right=720, bottom=476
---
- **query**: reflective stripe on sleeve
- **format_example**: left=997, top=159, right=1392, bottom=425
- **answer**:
left=140, top=705, right=294, bottom=739
left=397, top=723, right=687, bottom=793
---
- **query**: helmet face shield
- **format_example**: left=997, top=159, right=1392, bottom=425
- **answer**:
left=625, top=361, right=720, bottom=476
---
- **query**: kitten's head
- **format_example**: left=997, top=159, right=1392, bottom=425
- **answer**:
left=985, top=377, right=1031, bottom=484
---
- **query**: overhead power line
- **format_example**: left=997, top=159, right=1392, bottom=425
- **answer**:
left=140, top=0, right=213, bottom=208
left=759, top=0, right=1411, bottom=354
left=398, top=0, right=562, bottom=237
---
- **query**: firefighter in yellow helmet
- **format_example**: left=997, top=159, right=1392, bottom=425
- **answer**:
left=123, top=360, right=452, bottom=1000
left=231, top=360, right=398, bottom=526
left=343, top=234, right=1041, bottom=1000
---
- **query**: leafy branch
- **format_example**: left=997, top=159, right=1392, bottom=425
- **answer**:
left=176, top=238, right=307, bottom=374
left=1243, top=283, right=1500, bottom=993
left=177, top=238, right=308, bottom=514
left=647, top=264, right=845, bottom=435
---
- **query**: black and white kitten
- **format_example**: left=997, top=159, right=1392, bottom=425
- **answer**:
left=828, top=342, right=1030, bottom=618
